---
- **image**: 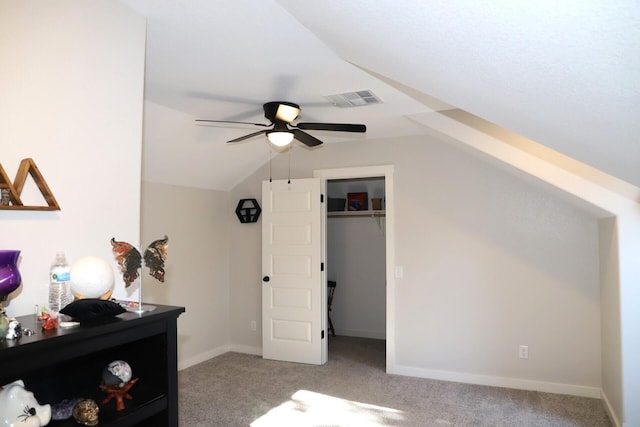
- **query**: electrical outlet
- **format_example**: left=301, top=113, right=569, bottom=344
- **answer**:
left=395, top=266, right=404, bottom=279
left=250, top=320, right=257, bottom=331
left=519, top=345, right=529, bottom=359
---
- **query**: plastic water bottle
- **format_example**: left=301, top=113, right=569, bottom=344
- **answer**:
left=49, top=252, right=72, bottom=312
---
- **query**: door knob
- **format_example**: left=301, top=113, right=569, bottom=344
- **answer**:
left=262, top=276, right=270, bottom=282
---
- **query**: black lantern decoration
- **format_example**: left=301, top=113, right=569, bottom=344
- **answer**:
left=235, top=198, right=261, bottom=223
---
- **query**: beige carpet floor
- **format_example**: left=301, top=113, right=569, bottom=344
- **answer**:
left=178, top=336, right=611, bottom=426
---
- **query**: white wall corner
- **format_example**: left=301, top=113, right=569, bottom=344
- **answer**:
left=601, top=389, right=622, bottom=427
left=229, top=344, right=263, bottom=357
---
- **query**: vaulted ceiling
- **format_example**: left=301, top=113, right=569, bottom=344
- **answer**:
left=120, top=0, right=640, bottom=191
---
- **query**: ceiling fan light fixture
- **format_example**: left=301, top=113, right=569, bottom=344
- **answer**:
left=267, top=131, right=294, bottom=147
left=275, top=103, right=300, bottom=123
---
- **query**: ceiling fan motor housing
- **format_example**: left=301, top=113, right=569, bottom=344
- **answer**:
left=264, top=101, right=300, bottom=123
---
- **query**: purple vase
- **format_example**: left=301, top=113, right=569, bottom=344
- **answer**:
left=0, top=250, right=21, bottom=301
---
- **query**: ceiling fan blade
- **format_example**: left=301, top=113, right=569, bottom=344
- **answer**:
left=296, top=122, right=366, bottom=132
left=292, top=129, right=323, bottom=147
left=196, top=119, right=270, bottom=128
left=227, top=130, right=268, bottom=143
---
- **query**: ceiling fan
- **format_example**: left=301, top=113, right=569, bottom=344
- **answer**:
left=195, top=101, right=366, bottom=147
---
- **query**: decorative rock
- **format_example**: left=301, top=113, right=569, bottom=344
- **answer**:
left=72, top=399, right=99, bottom=426
left=102, top=360, right=132, bottom=388
left=51, top=398, right=84, bottom=420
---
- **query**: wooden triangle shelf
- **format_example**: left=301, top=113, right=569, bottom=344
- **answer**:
left=0, top=158, right=60, bottom=211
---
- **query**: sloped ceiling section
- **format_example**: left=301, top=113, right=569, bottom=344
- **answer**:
left=277, top=0, right=640, bottom=188
left=122, top=0, right=640, bottom=190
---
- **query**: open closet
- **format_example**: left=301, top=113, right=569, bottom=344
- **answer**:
left=326, top=177, right=386, bottom=340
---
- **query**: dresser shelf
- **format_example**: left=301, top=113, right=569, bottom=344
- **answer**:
left=0, top=304, right=184, bottom=427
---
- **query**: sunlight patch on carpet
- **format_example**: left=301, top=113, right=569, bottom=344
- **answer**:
left=251, top=390, right=404, bottom=426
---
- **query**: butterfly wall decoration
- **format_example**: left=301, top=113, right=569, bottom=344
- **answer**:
left=110, top=236, right=169, bottom=287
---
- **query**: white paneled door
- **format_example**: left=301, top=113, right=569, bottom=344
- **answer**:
left=262, top=178, right=325, bottom=365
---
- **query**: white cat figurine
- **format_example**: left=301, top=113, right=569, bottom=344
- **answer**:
left=0, top=380, right=51, bottom=427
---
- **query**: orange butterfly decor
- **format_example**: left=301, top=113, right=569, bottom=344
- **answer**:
left=110, top=236, right=169, bottom=287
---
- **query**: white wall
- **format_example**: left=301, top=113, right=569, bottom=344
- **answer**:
left=141, top=181, right=231, bottom=369
left=616, top=216, right=640, bottom=427
left=0, top=1, right=145, bottom=317
left=139, top=101, right=234, bottom=367
left=393, top=137, right=601, bottom=394
left=228, top=135, right=603, bottom=397
left=599, top=217, right=622, bottom=426
left=414, top=110, right=636, bottom=425
left=327, top=216, right=386, bottom=339
left=227, top=179, right=264, bottom=355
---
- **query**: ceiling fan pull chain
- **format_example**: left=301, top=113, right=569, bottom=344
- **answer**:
left=269, top=148, right=273, bottom=183
left=287, top=146, right=291, bottom=184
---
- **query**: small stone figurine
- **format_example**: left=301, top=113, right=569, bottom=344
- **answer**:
left=0, top=188, right=10, bottom=206
left=72, top=400, right=99, bottom=426
left=5, top=317, right=22, bottom=339
left=0, top=309, right=19, bottom=340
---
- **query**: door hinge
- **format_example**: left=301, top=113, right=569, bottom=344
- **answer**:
left=321, top=330, right=325, bottom=339
left=321, top=262, right=324, bottom=271
left=321, top=194, right=324, bottom=203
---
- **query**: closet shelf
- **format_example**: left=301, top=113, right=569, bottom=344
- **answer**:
left=328, top=210, right=385, bottom=218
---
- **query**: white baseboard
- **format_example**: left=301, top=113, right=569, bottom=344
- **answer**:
left=178, top=344, right=231, bottom=370
left=601, top=389, right=621, bottom=427
left=334, top=328, right=386, bottom=340
left=389, top=363, right=602, bottom=399
left=178, top=345, right=262, bottom=371
left=228, top=344, right=262, bottom=356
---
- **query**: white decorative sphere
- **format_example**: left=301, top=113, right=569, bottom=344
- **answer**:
left=70, top=256, right=114, bottom=299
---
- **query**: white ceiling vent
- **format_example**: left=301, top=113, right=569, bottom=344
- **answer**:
left=325, top=90, right=382, bottom=108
